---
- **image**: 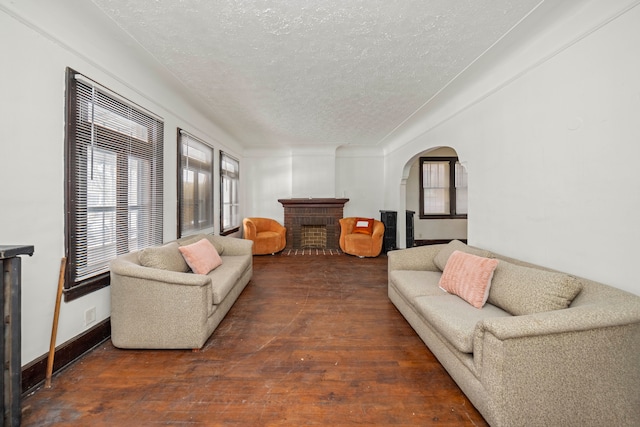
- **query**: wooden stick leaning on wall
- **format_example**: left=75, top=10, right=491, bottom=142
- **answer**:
left=45, top=257, right=66, bottom=389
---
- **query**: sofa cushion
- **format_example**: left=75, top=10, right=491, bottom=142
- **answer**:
left=208, top=255, right=251, bottom=304
left=138, top=242, right=190, bottom=272
left=389, top=270, right=446, bottom=301
left=439, top=250, right=499, bottom=309
left=434, top=240, right=492, bottom=271
left=488, top=260, right=582, bottom=315
left=414, top=295, right=511, bottom=353
left=179, top=238, right=223, bottom=275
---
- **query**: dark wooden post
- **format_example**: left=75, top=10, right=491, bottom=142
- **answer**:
left=1, top=245, right=34, bottom=427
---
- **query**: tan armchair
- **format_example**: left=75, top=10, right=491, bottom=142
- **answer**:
left=339, top=217, right=385, bottom=258
left=242, top=217, right=286, bottom=255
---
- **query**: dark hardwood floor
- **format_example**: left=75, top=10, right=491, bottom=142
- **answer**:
left=22, top=252, right=488, bottom=426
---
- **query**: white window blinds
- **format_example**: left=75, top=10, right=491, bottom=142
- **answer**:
left=65, top=68, right=164, bottom=299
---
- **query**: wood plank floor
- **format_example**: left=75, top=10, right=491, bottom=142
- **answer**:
left=22, top=253, right=489, bottom=426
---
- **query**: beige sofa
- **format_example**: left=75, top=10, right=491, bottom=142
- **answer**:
left=110, top=234, right=253, bottom=350
left=388, top=240, right=640, bottom=427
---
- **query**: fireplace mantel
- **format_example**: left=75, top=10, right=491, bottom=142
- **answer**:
left=278, top=198, right=349, bottom=250
left=278, top=198, right=349, bottom=208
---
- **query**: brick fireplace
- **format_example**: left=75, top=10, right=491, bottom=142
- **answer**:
left=278, top=198, right=349, bottom=250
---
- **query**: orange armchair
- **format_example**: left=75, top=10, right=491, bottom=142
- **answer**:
left=339, top=217, right=385, bottom=258
left=242, top=217, right=286, bottom=255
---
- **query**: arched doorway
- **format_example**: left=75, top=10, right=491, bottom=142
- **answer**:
left=402, top=147, right=468, bottom=246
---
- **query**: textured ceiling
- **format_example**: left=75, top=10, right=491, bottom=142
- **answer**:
left=90, top=0, right=543, bottom=149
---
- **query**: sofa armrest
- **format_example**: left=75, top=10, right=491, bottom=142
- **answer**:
left=110, top=257, right=214, bottom=349
left=242, top=218, right=257, bottom=240
left=473, top=298, right=640, bottom=426
left=476, top=297, right=640, bottom=341
left=387, top=244, right=444, bottom=272
left=371, top=221, right=385, bottom=239
left=277, top=226, right=286, bottom=240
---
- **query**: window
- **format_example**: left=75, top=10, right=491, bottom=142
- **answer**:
left=419, top=157, right=467, bottom=219
left=220, top=152, right=240, bottom=234
left=65, top=68, right=164, bottom=301
left=178, top=130, right=214, bottom=237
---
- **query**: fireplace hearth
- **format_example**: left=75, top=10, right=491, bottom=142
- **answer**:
left=278, top=198, right=349, bottom=250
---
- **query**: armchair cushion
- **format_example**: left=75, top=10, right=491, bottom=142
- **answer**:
left=138, top=242, right=190, bottom=273
left=353, top=217, right=374, bottom=235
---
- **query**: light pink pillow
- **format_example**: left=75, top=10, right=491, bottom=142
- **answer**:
left=178, top=238, right=223, bottom=275
left=438, top=250, right=499, bottom=309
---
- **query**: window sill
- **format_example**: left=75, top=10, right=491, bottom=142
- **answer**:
left=419, top=215, right=468, bottom=220
left=220, top=227, right=240, bottom=236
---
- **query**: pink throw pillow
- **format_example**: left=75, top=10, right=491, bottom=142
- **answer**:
left=438, top=250, right=499, bottom=309
left=178, top=238, right=223, bottom=275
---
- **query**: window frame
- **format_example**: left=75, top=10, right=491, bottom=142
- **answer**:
left=419, top=156, right=468, bottom=220
left=177, top=129, right=214, bottom=238
left=64, top=67, right=164, bottom=301
left=219, top=152, right=240, bottom=235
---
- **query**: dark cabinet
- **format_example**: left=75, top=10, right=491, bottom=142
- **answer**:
left=379, top=210, right=396, bottom=253
left=380, top=210, right=415, bottom=253
left=406, top=210, right=415, bottom=248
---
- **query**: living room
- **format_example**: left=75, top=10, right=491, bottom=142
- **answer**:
left=1, top=0, right=639, bottom=425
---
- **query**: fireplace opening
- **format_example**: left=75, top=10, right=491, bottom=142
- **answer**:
left=301, top=225, right=327, bottom=248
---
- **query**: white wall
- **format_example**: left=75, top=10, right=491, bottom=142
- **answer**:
left=0, top=2, right=244, bottom=366
left=291, top=146, right=339, bottom=198
left=244, top=145, right=384, bottom=224
left=243, top=148, right=293, bottom=223
left=384, top=0, right=640, bottom=295
left=335, top=146, right=385, bottom=219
